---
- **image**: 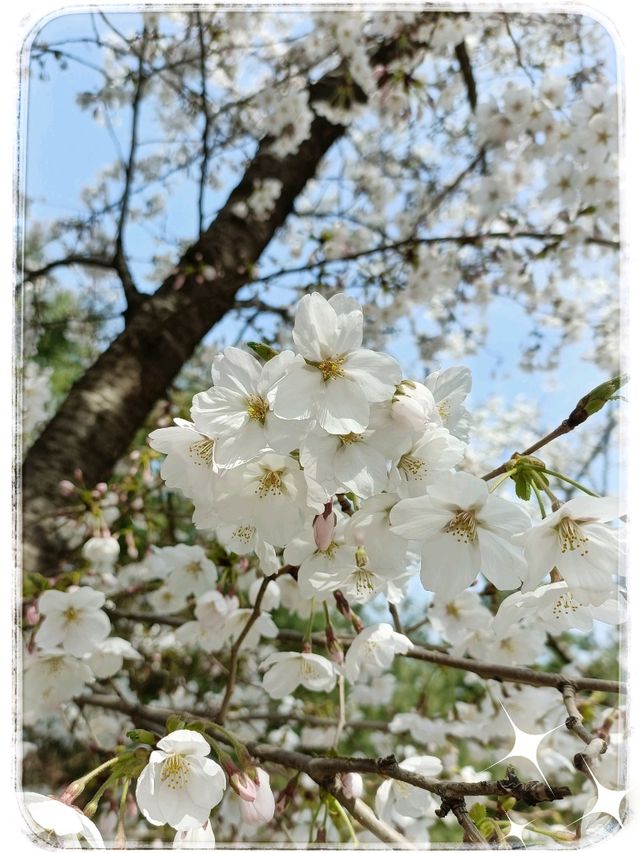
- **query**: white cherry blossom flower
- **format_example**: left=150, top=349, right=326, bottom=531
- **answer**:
left=86, top=637, right=142, bottom=679
left=299, top=427, right=389, bottom=498
left=375, top=755, right=443, bottom=822
left=222, top=609, right=279, bottom=649
left=261, top=651, right=339, bottom=698
left=390, top=471, right=530, bottom=596
left=148, top=418, right=218, bottom=499
left=273, top=292, right=401, bottom=434
left=389, top=426, right=465, bottom=497
left=23, top=652, right=95, bottom=720
left=215, top=452, right=313, bottom=546
left=429, top=590, right=492, bottom=644
left=424, top=366, right=473, bottom=441
left=161, top=544, right=218, bottom=599
left=345, top=493, right=410, bottom=574
left=37, top=587, right=111, bottom=656
left=493, top=581, right=625, bottom=637
left=216, top=522, right=280, bottom=574
left=473, top=620, right=548, bottom=665
left=23, top=792, right=105, bottom=848
left=148, top=584, right=190, bottom=615
left=515, top=495, right=622, bottom=604
left=191, top=348, right=303, bottom=465
left=81, top=535, right=120, bottom=571
left=344, top=623, right=413, bottom=682
left=389, top=380, right=441, bottom=433
left=136, top=730, right=226, bottom=831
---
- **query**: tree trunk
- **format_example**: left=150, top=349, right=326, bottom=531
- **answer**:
left=22, top=110, right=345, bottom=574
left=21, top=24, right=435, bottom=574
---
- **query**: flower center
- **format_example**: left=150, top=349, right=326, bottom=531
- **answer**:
left=437, top=400, right=451, bottom=421
left=556, top=518, right=589, bottom=556
left=233, top=525, right=256, bottom=544
left=189, top=437, right=214, bottom=467
left=318, top=356, right=346, bottom=381
left=445, top=602, right=460, bottom=618
left=185, top=561, right=203, bottom=576
left=255, top=469, right=286, bottom=498
left=300, top=658, right=320, bottom=678
left=399, top=453, right=426, bottom=479
left=160, top=754, right=190, bottom=790
left=319, top=541, right=338, bottom=559
left=443, top=510, right=478, bottom=544
left=552, top=591, right=582, bottom=618
left=352, top=568, right=376, bottom=596
left=63, top=606, right=78, bottom=623
left=246, top=394, right=269, bottom=423
left=339, top=432, right=363, bottom=446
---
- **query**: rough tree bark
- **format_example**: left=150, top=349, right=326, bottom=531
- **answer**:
left=21, top=22, right=437, bottom=575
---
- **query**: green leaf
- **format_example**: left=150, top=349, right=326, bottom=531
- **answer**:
left=469, top=803, right=486, bottom=823
left=126, top=729, right=157, bottom=746
left=165, top=715, right=185, bottom=733
left=513, top=473, right=531, bottom=502
left=246, top=342, right=279, bottom=362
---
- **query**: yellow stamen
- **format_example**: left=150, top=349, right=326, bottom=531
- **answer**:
left=556, top=518, right=589, bottom=556
left=255, top=469, right=286, bottom=498
left=160, top=754, right=190, bottom=790
left=443, top=510, right=478, bottom=544
left=188, top=438, right=214, bottom=467
left=318, top=356, right=346, bottom=381
left=246, top=394, right=269, bottom=423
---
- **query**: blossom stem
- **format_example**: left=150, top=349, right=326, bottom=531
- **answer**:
left=542, top=468, right=601, bottom=497
left=333, top=675, right=347, bottom=749
left=302, top=598, right=316, bottom=649
left=62, top=756, right=121, bottom=803
left=488, top=471, right=513, bottom=493
left=114, top=777, right=130, bottom=849
left=330, top=795, right=359, bottom=846
left=530, top=478, right=547, bottom=518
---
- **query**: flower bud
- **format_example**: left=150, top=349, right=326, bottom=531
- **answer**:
left=239, top=767, right=275, bottom=826
left=313, top=502, right=336, bottom=551
left=340, top=772, right=363, bottom=800
left=25, top=602, right=39, bottom=626
left=58, top=480, right=75, bottom=497
left=230, top=772, right=257, bottom=803
left=325, top=624, right=344, bottom=665
left=59, top=780, right=85, bottom=804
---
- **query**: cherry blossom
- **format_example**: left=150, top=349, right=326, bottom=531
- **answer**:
left=261, top=652, right=339, bottom=699
left=273, top=293, right=401, bottom=434
left=136, top=730, right=226, bottom=831
left=515, top=495, right=622, bottom=604
left=23, top=792, right=105, bottom=847
left=36, top=587, right=111, bottom=656
left=344, top=623, right=413, bottom=682
left=390, top=471, right=531, bottom=596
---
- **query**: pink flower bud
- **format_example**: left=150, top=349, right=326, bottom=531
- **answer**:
left=131, top=497, right=143, bottom=511
left=313, top=502, right=336, bottom=551
left=239, top=767, right=275, bottom=826
left=73, top=468, right=84, bottom=482
left=25, top=602, right=39, bottom=626
left=58, top=480, right=75, bottom=496
left=230, top=772, right=257, bottom=803
left=341, top=772, right=363, bottom=800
